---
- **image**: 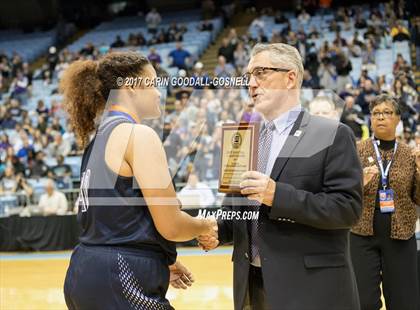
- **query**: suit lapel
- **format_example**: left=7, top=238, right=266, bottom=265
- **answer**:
left=270, top=111, right=310, bottom=181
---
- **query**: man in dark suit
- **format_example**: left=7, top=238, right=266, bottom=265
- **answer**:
left=198, top=43, right=363, bottom=310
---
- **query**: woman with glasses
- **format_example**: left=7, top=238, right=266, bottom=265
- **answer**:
left=350, top=94, right=420, bottom=310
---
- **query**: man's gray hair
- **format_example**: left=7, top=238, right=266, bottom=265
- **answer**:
left=251, top=43, right=304, bottom=88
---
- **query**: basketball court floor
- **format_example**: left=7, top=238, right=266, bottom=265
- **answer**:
left=0, top=246, right=386, bottom=309
left=0, top=246, right=234, bottom=310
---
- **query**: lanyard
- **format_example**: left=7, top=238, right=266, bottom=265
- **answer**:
left=107, top=105, right=139, bottom=124
left=371, top=138, right=398, bottom=189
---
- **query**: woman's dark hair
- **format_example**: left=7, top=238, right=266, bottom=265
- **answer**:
left=60, top=52, right=150, bottom=148
left=369, top=93, right=401, bottom=115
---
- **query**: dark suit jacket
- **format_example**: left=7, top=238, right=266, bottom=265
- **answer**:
left=218, top=111, right=363, bottom=310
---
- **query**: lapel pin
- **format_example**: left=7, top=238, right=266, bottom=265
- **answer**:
left=294, top=130, right=302, bottom=137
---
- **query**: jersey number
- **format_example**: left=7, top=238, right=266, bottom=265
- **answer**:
left=78, top=169, right=91, bottom=212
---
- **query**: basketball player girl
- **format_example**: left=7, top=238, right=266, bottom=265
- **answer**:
left=61, top=52, right=217, bottom=309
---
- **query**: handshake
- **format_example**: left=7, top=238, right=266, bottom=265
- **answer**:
left=197, top=216, right=219, bottom=251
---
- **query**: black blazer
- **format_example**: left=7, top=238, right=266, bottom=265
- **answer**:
left=218, top=111, right=363, bottom=310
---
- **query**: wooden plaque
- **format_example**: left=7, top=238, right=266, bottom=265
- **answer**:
left=218, top=122, right=259, bottom=193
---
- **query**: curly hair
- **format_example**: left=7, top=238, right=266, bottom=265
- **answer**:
left=59, top=52, right=150, bottom=148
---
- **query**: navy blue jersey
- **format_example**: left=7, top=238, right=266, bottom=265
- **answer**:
left=76, top=115, right=177, bottom=264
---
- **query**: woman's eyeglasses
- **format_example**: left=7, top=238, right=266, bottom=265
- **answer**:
left=371, top=110, right=394, bottom=119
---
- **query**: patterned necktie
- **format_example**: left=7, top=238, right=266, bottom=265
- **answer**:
left=250, top=120, right=275, bottom=262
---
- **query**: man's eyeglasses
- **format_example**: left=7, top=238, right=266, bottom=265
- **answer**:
left=371, top=110, right=394, bottom=119
left=243, top=66, right=291, bottom=83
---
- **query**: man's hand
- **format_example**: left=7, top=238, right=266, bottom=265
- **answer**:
left=197, top=216, right=219, bottom=251
left=240, top=171, right=276, bottom=206
left=197, top=233, right=219, bottom=251
left=169, top=261, right=195, bottom=289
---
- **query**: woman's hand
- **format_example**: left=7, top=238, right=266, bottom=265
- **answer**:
left=197, top=216, right=219, bottom=251
left=363, top=165, right=379, bottom=186
left=169, top=261, right=195, bottom=289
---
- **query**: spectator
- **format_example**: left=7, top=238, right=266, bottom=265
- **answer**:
left=362, top=40, right=376, bottom=71
left=342, top=15, right=352, bottom=31
left=218, top=37, right=235, bottom=64
left=335, top=52, right=353, bottom=93
left=191, top=62, right=210, bottom=89
left=233, top=41, right=249, bottom=70
left=38, top=179, right=68, bottom=215
left=391, top=21, right=410, bottom=42
left=348, top=32, right=364, bottom=57
left=16, top=137, right=34, bottom=161
left=274, top=11, right=287, bottom=24
left=79, top=43, right=95, bottom=56
left=49, top=155, right=72, bottom=179
left=145, top=8, right=162, bottom=34
left=11, top=53, right=23, bottom=77
left=333, top=31, right=347, bottom=47
left=36, top=100, right=49, bottom=118
left=178, top=171, right=215, bottom=208
left=298, top=9, right=311, bottom=25
left=357, top=69, right=374, bottom=87
left=21, top=62, right=33, bottom=86
left=49, top=155, right=72, bottom=189
left=36, top=115, right=48, bottom=134
left=47, top=46, right=58, bottom=77
left=227, top=28, right=239, bottom=48
left=7, top=98, right=23, bottom=121
left=0, top=133, right=11, bottom=155
left=392, top=78, right=418, bottom=131
left=10, top=70, right=29, bottom=104
left=110, top=35, right=125, bottom=48
left=166, top=22, right=184, bottom=42
left=250, top=15, right=265, bottom=31
left=51, top=117, right=64, bottom=134
left=393, top=54, right=408, bottom=74
left=10, top=155, right=26, bottom=176
left=355, top=14, right=368, bottom=29
left=376, top=75, right=392, bottom=93
left=198, top=20, right=213, bottom=31
left=0, top=166, right=18, bottom=194
left=308, top=26, right=320, bottom=39
left=340, top=95, right=365, bottom=139
left=0, top=167, right=33, bottom=201
left=308, top=96, right=339, bottom=120
left=214, top=55, right=235, bottom=79
left=148, top=47, right=162, bottom=65
left=356, top=79, right=378, bottom=115
left=47, top=132, right=71, bottom=158
left=29, top=151, right=49, bottom=178
left=255, top=29, right=268, bottom=43
left=329, top=20, right=341, bottom=32
left=318, top=57, right=336, bottom=90
left=0, top=55, right=11, bottom=79
left=168, top=42, right=191, bottom=70
left=302, top=69, right=318, bottom=89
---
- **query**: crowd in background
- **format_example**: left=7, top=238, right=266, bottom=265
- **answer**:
left=0, top=2, right=419, bottom=213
